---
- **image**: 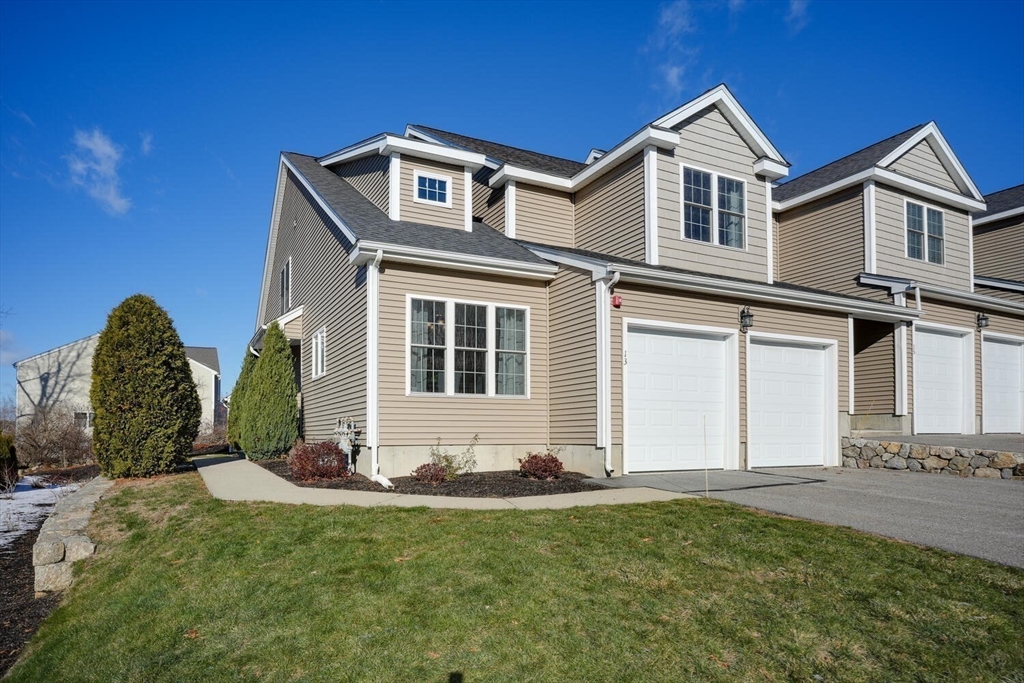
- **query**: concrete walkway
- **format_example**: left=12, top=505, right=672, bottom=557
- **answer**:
left=591, top=467, right=1024, bottom=568
left=193, top=457, right=691, bottom=510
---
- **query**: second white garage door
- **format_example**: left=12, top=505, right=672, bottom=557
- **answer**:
left=914, top=327, right=969, bottom=434
left=748, top=338, right=828, bottom=468
left=983, top=336, right=1024, bottom=434
left=626, top=328, right=731, bottom=472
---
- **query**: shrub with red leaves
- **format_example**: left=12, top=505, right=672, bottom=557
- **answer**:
left=411, top=462, right=447, bottom=485
left=288, top=441, right=350, bottom=481
left=518, top=451, right=564, bottom=480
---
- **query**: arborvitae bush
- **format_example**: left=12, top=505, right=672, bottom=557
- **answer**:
left=239, top=322, right=298, bottom=460
left=91, top=294, right=201, bottom=478
left=227, top=350, right=256, bottom=450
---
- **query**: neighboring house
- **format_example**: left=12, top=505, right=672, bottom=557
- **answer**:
left=774, top=126, right=1023, bottom=437
left=14, top=335, right=222, bottom=435
left=971, top=184, right=1023, bottom=302
left=252, top=84, right=938, bottom=480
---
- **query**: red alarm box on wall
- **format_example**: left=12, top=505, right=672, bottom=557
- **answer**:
left=611, top=295, right=622, bottom=308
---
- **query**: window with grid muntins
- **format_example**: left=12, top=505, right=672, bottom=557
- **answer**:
left=417, top=175, right=448, bottom=204
left=718, top=176, right=745, bottom=248
left=926, top=208, right=944, bottom=265
left=454, top=303, right=487, bottom=395
left=906, top=203, right=924, bottom=260
left=683, top=167, right=712, bottom=242
left=495, top=307, right=526, bottom=396
left=410, top=299, right=446, bottom=393
left=906, top=202, right=943, bottom=264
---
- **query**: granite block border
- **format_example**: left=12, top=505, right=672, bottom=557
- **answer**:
left=33, top=476, right=114, bottom=595
left=842, top=438, right=1023, bottom=479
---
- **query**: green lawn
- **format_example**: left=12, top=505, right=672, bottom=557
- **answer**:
left=8, top=473, right=1023, bottom=682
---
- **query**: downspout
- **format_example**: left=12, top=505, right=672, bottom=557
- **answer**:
left=597, top=270, right=620, bottom=476
left=367, top=249, right=393, bottom=489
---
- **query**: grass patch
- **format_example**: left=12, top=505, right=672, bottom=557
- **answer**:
left=7, top=473, right=1023, bottom=682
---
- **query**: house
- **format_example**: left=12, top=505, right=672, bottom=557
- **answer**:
left=774, top=127, right=1023, bottom=436
left=14, top=334, right=222, bottom=434
left=253, top=84, right=942, bottom=480
left=971, top=184, right=1023, bottom=302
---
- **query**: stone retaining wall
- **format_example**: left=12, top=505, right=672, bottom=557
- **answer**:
left=33, top=476, right=113, bottom=595
left=842, top=437, right=1024, bottom=479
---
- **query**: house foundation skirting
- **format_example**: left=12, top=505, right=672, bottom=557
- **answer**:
left=365, top=444, right=614, bottom=480
left=841, top=437, right=1023, bottom=479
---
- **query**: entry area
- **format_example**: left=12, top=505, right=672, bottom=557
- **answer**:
left=913, top=325, right=973, bottom=434
left=982, top=334, right=1024, bottom=434
left=623, top=322, right=738, bottom=473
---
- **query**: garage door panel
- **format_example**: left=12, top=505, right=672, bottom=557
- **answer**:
left=915, top=327, right=967, bottom=434
left=983, top=338, right=1023, bottom=434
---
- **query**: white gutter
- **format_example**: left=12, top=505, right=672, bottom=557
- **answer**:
left=350, top=241, right=558, bottom=281
left=974, top=276, right=1024, bottom=293
left=319, top=133, right=488, bottom=171
left=776, top=167, right=986, bottom=213
left=973, top=205, right=1024, bottom=227
left=916, top=282, right=1024, bottom=315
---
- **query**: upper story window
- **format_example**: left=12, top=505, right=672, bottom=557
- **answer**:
left=74, top=411, right=95, bottom=429
left=681, top=165, right=745, bottom=249
left=311, top=327, right=327, bottom=379
left=906, top=201, right=944, bottom=265
left=413, top=170, right=452, bottom=208
left=280, top=257, right=291, bottom=314
left=409, top=297, right=528, bottom=398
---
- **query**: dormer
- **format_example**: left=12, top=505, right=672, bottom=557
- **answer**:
left=318, top=134, right=488, bottom=231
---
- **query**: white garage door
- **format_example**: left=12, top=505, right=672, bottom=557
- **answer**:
left=983, top=337, right=1024, bottom=434
left=626, top=328, right=728, bottom=472
left=915, top=327, right=967, bottom=434
left=748, top=339, right=827, bottom=467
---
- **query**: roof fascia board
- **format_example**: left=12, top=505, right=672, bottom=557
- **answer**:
left=653, top=85, right=787, bottom=164
left=973, top=206, right=1024, bottom=227
left=281, top=155, right=358, bottom=244
left=522, top=244, right=611, bottom=280
left=917, top=282, right=1024, bottom=315
left=776, top=168, right=876, bottom=211
left=319, top=134, right=488, bottom=170
left=256, top=157, right=289, bottom=333
left=877, top=123, right=983, bottom=201
left=754, top=158, right=789, bottom=180
left=488, top=127, right=679, bottom=191
left=777, top=167, right=986, bottom=212
left=974, top=276, right=1024, bottom=293
left=12, top=332, right=101, bottom=368
left=610, top=264, right=921, bottom=322
left=317, top=134, right=388, bottom=166
left=263, top=305, right=305, bottom=330
left=404, top=125, right=502, bottom=169
left=350, top=242, right=558, bottom=281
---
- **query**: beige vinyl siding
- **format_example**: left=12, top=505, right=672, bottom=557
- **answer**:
left=974, top=219, right=1024, bottom=281
left=853, top=320, right=895, bottom=414
left=657, top=106, right=768, bottom=280
left=515, top=183, right=574, bottom=248
left=887, top=140, right=959, bottom=193
left=275, top=173, right=367, bottom=442
left=608, top=284, right=848, bottom=445
left=974, top=285, right=1024, bottom=303
left=400, top=157, right=466, bottom=230
left=875, top=184, right=972, bottom=291
left=574, top=153, right=645, bottom=260
left=333, top=155, right=389, bottom=214
left=378, top=264, right=548, bottom=446
left=776, top=187, right=875, bottom=298
left=548, top=266, right=597, bottom=444
left=472, top=168, right=505, bottom=232
left=908, top=294, right=1024, bottom=418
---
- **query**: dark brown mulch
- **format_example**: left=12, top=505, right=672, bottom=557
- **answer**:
left=257, top=458, right=605, bottom=498
left=1, top=463, right=99, bottom=677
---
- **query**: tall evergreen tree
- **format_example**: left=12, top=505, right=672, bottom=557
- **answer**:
left=227, top=350, right=256, bottom=450
left=91, top=295, right=201, bottom=477
left=239, top=322, right=298, bottom=460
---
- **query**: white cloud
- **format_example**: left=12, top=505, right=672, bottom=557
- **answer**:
left=786, top=0, right=810, bottom=34
left=140, top=132, right=153, bottom=156
left=659, top=0, right=695, bottom=42
left=66, top=128, right=131, bottom=215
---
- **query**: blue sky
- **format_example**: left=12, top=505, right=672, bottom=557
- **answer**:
left=1, top=0, right=1022, bottom=395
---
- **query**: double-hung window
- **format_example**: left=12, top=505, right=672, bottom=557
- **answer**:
left=311, top=327, right=327, bottom=379
left=906, top=201, right=944, bottom=265
left=681, top=165, right=746, bottom=248
left=409, top=297, right=528, bottom=397
left=413, top=170, right=451, bottom=207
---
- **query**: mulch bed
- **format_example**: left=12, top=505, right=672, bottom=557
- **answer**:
left=0, top=463, right=102, bottom=677
left=257, top=458, right=605, bottom=498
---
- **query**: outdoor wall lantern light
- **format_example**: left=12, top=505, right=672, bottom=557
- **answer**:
left=976, top=312, right=990, bottom=330
left=739, top=306, right=754, bottom=333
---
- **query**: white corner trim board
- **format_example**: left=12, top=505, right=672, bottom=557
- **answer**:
left=464, top=167, right=473, bottom=231
left=765, top=178, right=773, bottom=284
left=389, top=153, right=401, bottom=220
left=644, top=146, right=659, bottom=265
left=505, top=180, right=517, bottom=239
left=863, top=180, right=876, bottom=273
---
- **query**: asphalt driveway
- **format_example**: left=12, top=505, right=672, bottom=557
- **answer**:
left=591, top=467, right=1024, bottom=568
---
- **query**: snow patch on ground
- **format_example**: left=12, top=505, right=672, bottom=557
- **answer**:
left=0, top=477, right=80, bottom=551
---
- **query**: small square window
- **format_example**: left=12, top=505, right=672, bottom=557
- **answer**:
left=415, top=173, right=450, bottom=206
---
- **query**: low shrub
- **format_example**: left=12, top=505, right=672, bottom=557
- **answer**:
left=411, top=462, right=447, bottom=485
left=16, top=405, right=93, bottom=469
left=288, top=441, right=350, bottom=481
left=1, top=432, right=17, bottom=494
left=519, top=450, right=564, bottom=480
left=427, top=435, right=479, bottom=481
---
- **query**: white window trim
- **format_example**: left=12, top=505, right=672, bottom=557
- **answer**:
left=903, top=198, right=946, bottom=266
left=281, top=257, right=292, bottom=312
left=405, top=294, right=530, bottom=399
left=311, top=326, right=327, bottom=379
left=679, top=163, right=748, bottom=251
left=412, top=169, right=453, bottom=208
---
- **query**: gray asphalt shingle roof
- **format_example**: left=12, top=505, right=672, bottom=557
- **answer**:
left=283, top=153, right=549, bottom=265
left=976, top=184, right=1024, bottom=219
left=773, top=124, right=926, bottom=202
left=185, top=347, right=220, bottom=374
left=412, top=125, right=588, bottom=178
